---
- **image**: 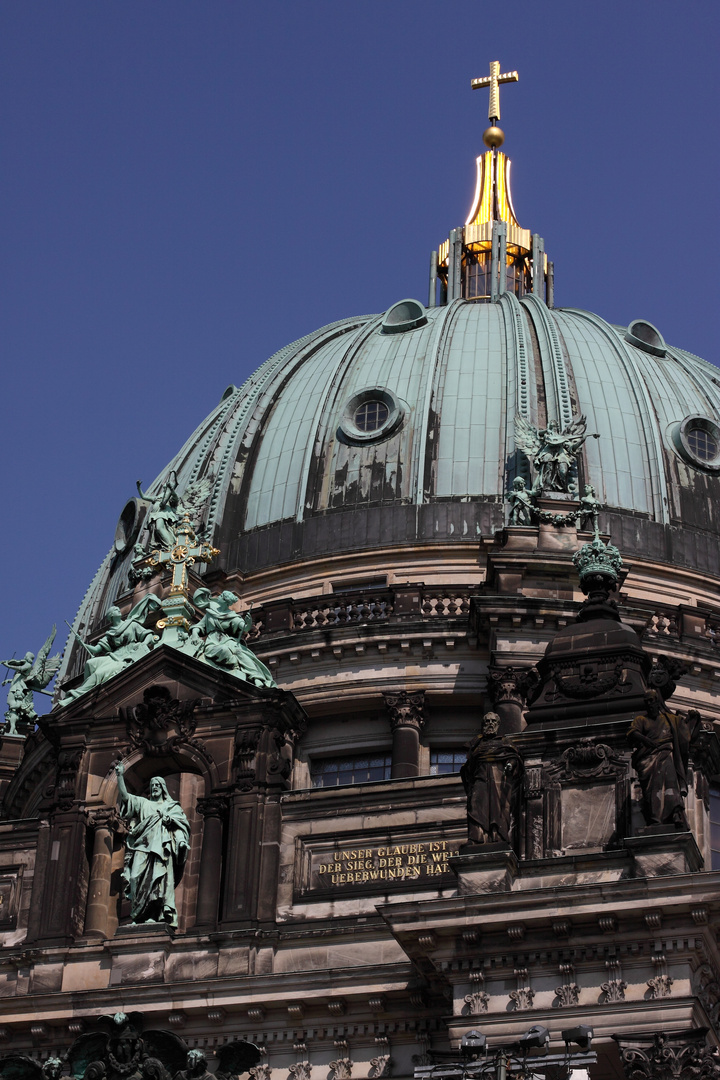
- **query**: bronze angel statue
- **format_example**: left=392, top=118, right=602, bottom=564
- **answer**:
left=514, top=414, right=599, bottom=495
left=1, top=626, right=62, bottom=735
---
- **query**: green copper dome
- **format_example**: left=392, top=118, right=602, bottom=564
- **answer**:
left=65, top=292, right=720, bottom=650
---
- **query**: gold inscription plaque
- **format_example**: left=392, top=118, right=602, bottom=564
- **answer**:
left=316, top=840, right=454, bottom=886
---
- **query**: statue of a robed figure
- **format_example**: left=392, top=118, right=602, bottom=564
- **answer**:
left=460, top=712, right=523, bottom=846
left=114, top=764, right=190, bottom=927
left=628, top=689, right=702, bottom=828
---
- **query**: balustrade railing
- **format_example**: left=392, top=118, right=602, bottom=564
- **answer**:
left=247, top=586, right=475, bottom=641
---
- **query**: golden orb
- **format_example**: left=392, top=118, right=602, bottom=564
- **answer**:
left=483, top=125, right=505, bottom=149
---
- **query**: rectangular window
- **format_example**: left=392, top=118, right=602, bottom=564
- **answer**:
left=430, top=750, right=466, bottom=775
left=710, top=788, right=720, bottom=870
left=311, top=754, right=392, bottom=788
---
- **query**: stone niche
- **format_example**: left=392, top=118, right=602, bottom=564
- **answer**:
left=539, top=739, right=630, bottom=856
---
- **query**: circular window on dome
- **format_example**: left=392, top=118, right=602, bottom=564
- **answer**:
left=339, top=388, right=405, bottom=443
left=624, top=319, right=667, bottom=358
left=669, top=415, right=720, bottom=472
left=113, top=497, right=146, bottom=554
left=381, top=298, right=427, bottom=335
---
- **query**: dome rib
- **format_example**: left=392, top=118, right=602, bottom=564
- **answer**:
left=521, top=294, right=574, bottom=430
left=293, top=315, right=386, bottom=524
left=415, top=300, right=466, bottom=505
left=563, top=307, right=670, bottom=523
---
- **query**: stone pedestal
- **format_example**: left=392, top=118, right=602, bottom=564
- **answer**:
left=449, top=843, right=519, bottom=894
left=624, top=827, right=704, bottom=877
left=536, top=496, right=580, bottom=552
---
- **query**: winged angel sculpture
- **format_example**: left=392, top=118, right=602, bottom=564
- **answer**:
left=1, top=626, right=62, bottom=735
left=514, top=414, right=598, bottom=496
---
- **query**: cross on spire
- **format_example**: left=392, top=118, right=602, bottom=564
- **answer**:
left=471, top=60, right=519, bottom=123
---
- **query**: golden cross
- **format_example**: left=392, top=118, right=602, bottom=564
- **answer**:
left=143, top=515, right=220, bottom=598
left=471, top=60, right=519, bottom=123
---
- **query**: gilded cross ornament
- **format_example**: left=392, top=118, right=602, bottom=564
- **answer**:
left=148, top=515, right=220, bottom=599
left=471, top=60, right=519, bottom=123
left=134, top=514, right=220, bottom=636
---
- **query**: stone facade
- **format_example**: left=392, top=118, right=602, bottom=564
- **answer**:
left=1, top=513, right=720, bottom=1080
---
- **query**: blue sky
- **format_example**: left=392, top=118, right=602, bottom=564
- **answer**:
left=0, top=1, right=718, bottom=702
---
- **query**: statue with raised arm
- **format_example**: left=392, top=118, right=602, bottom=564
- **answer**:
left=514, top=413, right=599, bottom=495
left=135, top=472, right=215, bottom=554
left=189, top=588, right=275, bottom=688
left=1, top=627, right=61, bottom=735
left=114, top=763, right=190, bottom=927
left=60, top=596, right=162, bottom=706
left=136, top=471, right=185, bottom=550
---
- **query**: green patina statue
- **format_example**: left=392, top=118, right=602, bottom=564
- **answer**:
left=137, top=470, right=185, bottom=550
left=188, top=588, right=276, bottom=688
left=114, top=763, right=190, bottom=927
left=578, top=483, right=601, bottom=534
left=507, top=476, right=535, bottom=525
left=514, top=413, right=599, bottom=495
left=1, top=627, right=61, bottom=735
left=60, top=596, right=162, bottom=706
left=135, top=472, right=215, bottom=554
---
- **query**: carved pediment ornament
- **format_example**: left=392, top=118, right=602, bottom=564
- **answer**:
left=648, top=656, right=692, bottom=701
left=125, top=685, right=199, bottom=755
left=53, top=744, right=86, bottom=811
left=547, top=658, right=636, bottom=701
left=544, top=739, right=625, bottom=782
left=694, top=962, right=720, bottom=1035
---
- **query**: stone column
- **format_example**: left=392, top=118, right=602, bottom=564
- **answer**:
left=84, top=807, right=120, bottom=939
left=384, top=691, right=425, bottom=779
left=195, top=795, right=228, bottom=929
left=487, top=663, right=539, bottom=735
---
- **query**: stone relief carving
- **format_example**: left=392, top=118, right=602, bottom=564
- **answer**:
left=613, top=1030, right=720, bottom=1080
left=126, top=686, right=199, bottom=755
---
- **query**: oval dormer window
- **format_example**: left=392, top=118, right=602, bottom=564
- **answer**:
left=625, top=319, right=667, bottom=358
left=339, top=388, right=405, bottom=444
left=380, top=298, right=427, bottom=335
left=669, top=415, right=720, bottom=472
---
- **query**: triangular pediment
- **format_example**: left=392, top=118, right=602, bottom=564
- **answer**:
left=53, top=644, right=287, bottom=722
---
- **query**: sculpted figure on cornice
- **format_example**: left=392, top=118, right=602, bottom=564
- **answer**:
left=136, top=472, right=215, bottom=554
left=1, top=626, right=61, bottom=734
left=188, top=588, right=275, bottom=688
left=61, top=597, right=162, bottom=707
left=507, top=476, right=535, bottom=525
left=515, top=413, right=598, bottom=496
left=115, top=764, right=190, bottom=927
left=460, top=711, right=523, bottom=846
left=628, top=689, right=702, bottom=828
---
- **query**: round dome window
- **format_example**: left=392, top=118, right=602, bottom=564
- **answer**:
left=670, top=415, right=720, bottom=472
left=113, top=497, right=146, bottom=554
left=339, top=388, right=405, bottom=443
